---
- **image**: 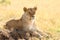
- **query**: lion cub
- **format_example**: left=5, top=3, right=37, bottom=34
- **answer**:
left=5, top=7, right=48, bottom=40
left=5, top=7, right=37, bottom=31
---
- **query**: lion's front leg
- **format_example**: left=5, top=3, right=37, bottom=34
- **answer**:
left=29, top=26, right=49, bottom=40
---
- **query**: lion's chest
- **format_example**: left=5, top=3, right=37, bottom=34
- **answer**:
left=23, top=19, right=35, bottom=31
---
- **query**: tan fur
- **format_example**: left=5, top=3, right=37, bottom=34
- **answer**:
left=5, top=7, right=37, bottom=31
left=5, top=7, right=49, bottom=40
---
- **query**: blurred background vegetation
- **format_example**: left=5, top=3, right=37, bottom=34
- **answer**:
left=0, top=0, right=60, bottom=40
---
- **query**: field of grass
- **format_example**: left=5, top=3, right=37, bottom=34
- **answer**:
left=0, top=0, right=60, bottom=40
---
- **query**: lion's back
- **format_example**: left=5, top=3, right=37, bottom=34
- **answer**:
left=6, top=19, right=22, bottom=30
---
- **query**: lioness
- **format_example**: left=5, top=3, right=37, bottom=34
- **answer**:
left=5, top=7, right=48, bottom=40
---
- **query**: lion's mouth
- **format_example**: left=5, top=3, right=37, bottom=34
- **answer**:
left=32, top=15, right=34, bottom=18
left=31, top=16, right=35, bottom=20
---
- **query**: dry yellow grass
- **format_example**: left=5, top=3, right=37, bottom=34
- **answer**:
left=0, top=0, right=60, bottom=40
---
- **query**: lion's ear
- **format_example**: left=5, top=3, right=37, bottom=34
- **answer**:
left=23, top=7, right=27, bottom=12
left=34, top=7, right=37, bottom=11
